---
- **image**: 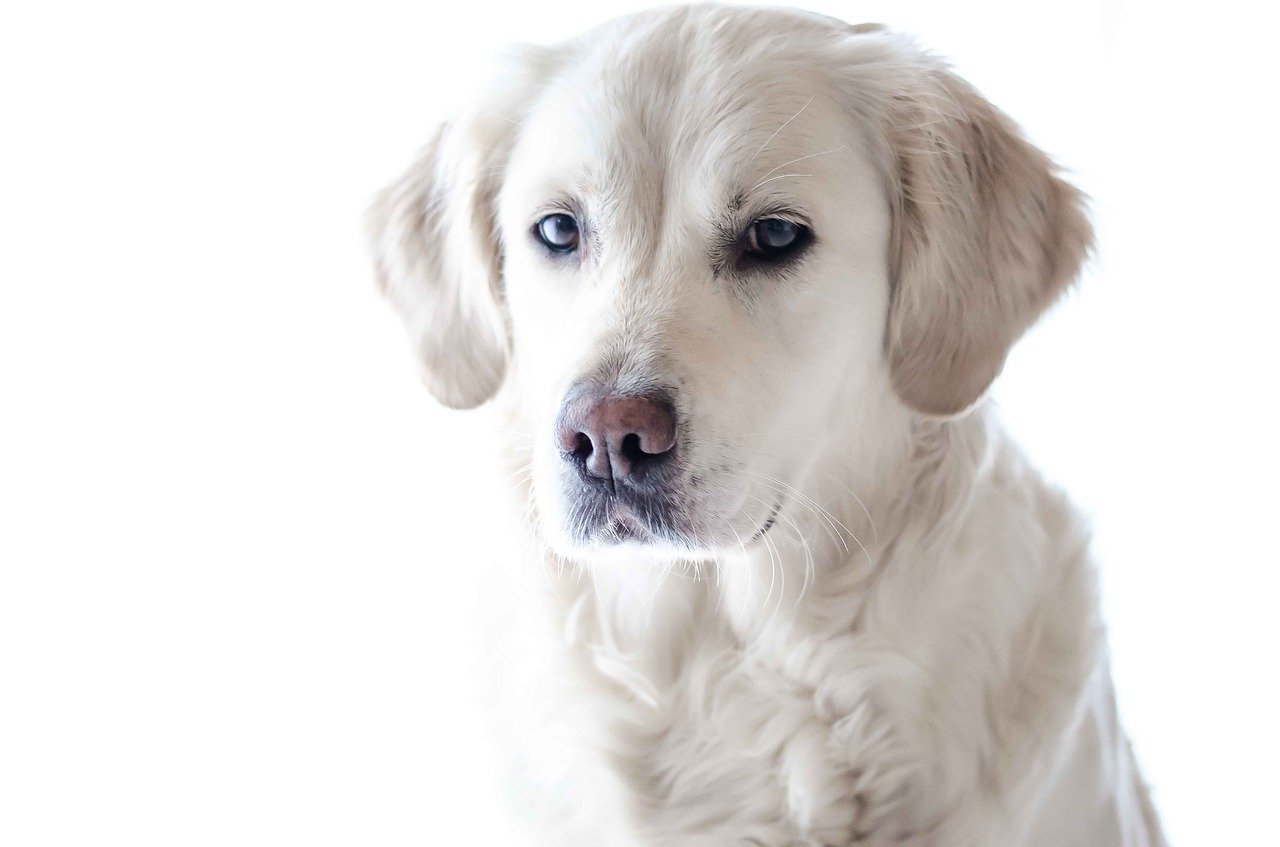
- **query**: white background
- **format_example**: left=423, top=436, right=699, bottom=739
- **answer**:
left=2, top=1, right=1277, bottom=844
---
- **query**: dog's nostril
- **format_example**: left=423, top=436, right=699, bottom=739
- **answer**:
left=571, top=431, right=594, bottom=460
left=619, top=432, right=644, bottom=465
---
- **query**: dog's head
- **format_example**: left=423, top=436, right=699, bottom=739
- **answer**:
left=369, top=6, right=1091, bottom=561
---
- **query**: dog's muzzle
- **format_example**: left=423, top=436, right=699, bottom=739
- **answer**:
left=554, top=387, right=685, bottom=544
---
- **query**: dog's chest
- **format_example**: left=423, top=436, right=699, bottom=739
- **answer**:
left=569, top=618, right=923, bottom=846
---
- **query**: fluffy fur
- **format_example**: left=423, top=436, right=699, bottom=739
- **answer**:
left=368, top=5, right=1164, bottom=844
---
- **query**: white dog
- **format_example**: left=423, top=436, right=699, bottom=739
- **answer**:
left=368, top=5, right=1164, bottom=845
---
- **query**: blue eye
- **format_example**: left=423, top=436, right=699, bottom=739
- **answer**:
left=534, top=213, right=580, bottom=253
left=745, top=218, right=808, bottom=259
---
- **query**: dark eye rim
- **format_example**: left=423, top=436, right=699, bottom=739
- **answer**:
left=532, top=212, right=581, bottom=254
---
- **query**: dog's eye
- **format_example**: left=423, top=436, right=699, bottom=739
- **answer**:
left=744, top=218, right=809, bottom=260
left=534, top=213, right=580, bottom=253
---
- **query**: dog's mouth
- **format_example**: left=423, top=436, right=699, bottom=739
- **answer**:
left=561, top=481, right=786, bottom=553
left=562, top=484, right=684, bottom=548
left=601, top=508, right=653, bottom=544
left=749, top=497, right=785, bottom=543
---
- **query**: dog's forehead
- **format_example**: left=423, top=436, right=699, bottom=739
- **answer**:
left=510, top=16, right=855, bottom=214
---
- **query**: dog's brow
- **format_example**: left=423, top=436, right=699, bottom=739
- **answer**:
left=752, top=145, right=849, bottom=191
left=749, top=97, right=814, bottom=164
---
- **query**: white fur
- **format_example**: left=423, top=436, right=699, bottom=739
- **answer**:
left=369, top=5, right=1163, bottom=844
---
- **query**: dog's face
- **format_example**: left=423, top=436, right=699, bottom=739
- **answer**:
left=498, top=55, right=894, bottom=558
left=370, top=6, right=1091, bottom=562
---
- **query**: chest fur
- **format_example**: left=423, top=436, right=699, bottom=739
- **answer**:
left=544, top=605, right=930, bottom=846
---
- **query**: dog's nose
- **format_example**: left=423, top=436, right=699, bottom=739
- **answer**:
left=556, top=392, right=677, bottom=486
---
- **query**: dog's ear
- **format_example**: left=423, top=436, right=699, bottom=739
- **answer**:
left=879, top=58, right=1093, bottom=416
left=367, top=46, right=559, bottom=409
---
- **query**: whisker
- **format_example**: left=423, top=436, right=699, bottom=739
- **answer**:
left=504, top=462, right=535, bottom=486
left=749, top=172, right=813, bottom=192
left=749, top=96, right=814, bottom=164
left=760, top=524, right=785, bottom=631
left=749, top=469, right=871, bottom=565
left=756, top=144, right=849, bottom=183
left=770, top=506, right=816, bottom=613
left=744, top=492, right=784, bottom=618
left=742, top=470, right=848, bottom=554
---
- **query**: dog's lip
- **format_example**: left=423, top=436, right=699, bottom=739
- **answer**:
left=595, top=501, right=657, bottom=544
left=749, top=497, right=785, bottom=543
left=606, top=510, right=645, bottom=539
left=574, top=487, right=785, bottom=548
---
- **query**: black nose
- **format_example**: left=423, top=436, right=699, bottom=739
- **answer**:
left=556, top=391, right=677, bottom=487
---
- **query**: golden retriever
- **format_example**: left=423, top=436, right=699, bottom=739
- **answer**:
left=368, top=5, right=1164, bottom=844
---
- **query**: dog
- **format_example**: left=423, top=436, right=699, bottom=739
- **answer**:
left=367, top=5, right=1165, bottom=844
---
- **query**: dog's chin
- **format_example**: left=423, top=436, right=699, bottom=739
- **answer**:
left=555, top=499, right=697, bottom=558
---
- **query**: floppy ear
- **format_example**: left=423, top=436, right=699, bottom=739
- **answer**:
left=882, top=61, right=1093, bottom=416
left=367, top=46, right=559, bottom=409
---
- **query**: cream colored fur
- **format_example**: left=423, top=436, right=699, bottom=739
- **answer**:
left=368, top=5, right=1164, bottom=844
